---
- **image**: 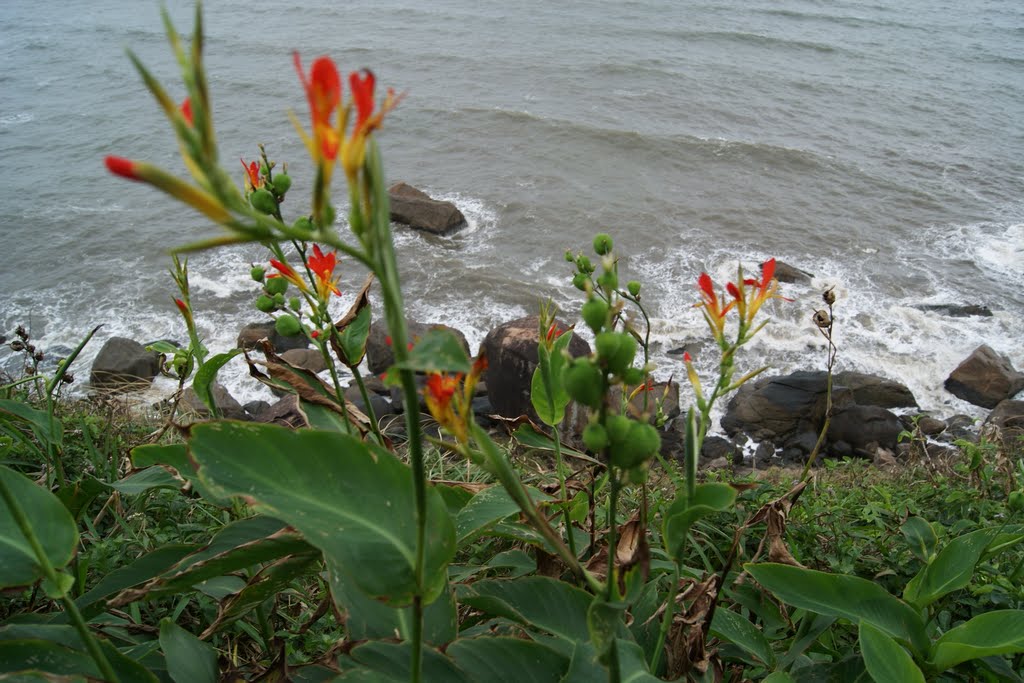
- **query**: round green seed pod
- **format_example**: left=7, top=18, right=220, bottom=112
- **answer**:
left=289, top=297, right=301, bottom=311
left=272, top=293, right=285, bottom=306
left=594, top=331, right=622, bottom=363
left=605, top=414, right=631, bottom=445
left=265, top=277, right=289, bottom=295
left=249, top=188, right=278, bottom=214
left=572, top=273, right=589, bottom=291
left=627, top=280, right=641, bottom=297
left=606, top=333, right=637, bottom=375
left=597, top=269, right=618, bottom=291
left=293, top=216, right=313, bottom=232
left=592, top=233, right=613, bottom=255
left=578, top=255, right=593, bottom=273
left=610, top=421, right=661, bottom=469
left=582, top=423, right=609, bottom=452
left=274, top=314, right=302, bottom=337
left=250, top=266, right=266, bottom=282
left=565, top=249, right=575, bottom=262
left=621, top=367, right=646, bottom=386
left=272, top=173, right=292, bottom=195
left=255, top=295, right=276, bottom=312
left=581, top=298, right=609, bottom=333
left=562, top=359, right=604, bottom=408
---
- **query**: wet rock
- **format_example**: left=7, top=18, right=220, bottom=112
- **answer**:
left=237, top=321, right=310, bottom=353
left=833, top=371, right=918, bottom=409
left=828, top=404, right=903, bottom=454
left=255, top=395, right=306, bottom=428
left=388, top=182, right=467, bottom=235
left=365, top=320, right=471, bottom=376
left=89, top=337, right=160, bottom=391
left=280, top=348, right=328, bottom=374
left=981, top=399, right=1024, bottom=456
left=944, top=344, right=1024, bottom=409
left=768, top=260, right=814, bottom=285
left=180, top=382, right=248, bottom=422
left=916, top=304, right=993, bottom=318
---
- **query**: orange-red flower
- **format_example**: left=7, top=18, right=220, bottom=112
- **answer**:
left=423, top=352, right=487, bottom=444
left=181, top=97, right=193, bottom=126
left=105, top=156, right=141, bottom=181
left=340, top=69, right=402, bottom=181
left=292, top=53, right=342, bottom=163
left=241, top=159, right=263, bottom=192
left=696, top=272, right=734, bottom=342
left=307, top=244, right=341, bottom=300
left=268, top=258, right=309, bottom=292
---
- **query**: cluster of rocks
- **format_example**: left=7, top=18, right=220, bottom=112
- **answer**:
left=87, top=297, right=1024, bottom=469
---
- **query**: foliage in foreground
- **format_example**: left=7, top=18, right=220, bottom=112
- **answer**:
left=3, top=5, right=1024, bottom=682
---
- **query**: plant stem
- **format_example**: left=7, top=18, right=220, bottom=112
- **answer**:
left=649, top=562, right=680, bottom=674
left=350, top=365, right=384, bottom=443
left=0, top=474, right=119, bottom=682
left=606, top=470, right=620, bottom=602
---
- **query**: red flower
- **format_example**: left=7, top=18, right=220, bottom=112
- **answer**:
left=181, top=97, right=193, bottom=126
left=293, top=53, right=342, bottom=162
left=696, top=272, right=734, bottom=342
left=268, top=258, right=309, bottom=292
left=241, top=159, right=263, bottom=192
left=350, top=69, right=376, bottom=131
left=307, top=244, right=341, bottom=299
left=105, top=156, right=141, bottom=181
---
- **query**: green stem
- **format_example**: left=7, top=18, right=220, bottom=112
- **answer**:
left=551, top=425, right=578, bottom=561
left=318, top=340, right=353, bottom=434
left=648, top=562, right=680, bottom=674
left=606, top=470, right=620, bottom=602
left=350, top=365, right=384, bottom=444
left=0, top=474, right=119, bottom=682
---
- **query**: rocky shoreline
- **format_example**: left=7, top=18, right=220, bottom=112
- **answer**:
left=85, top=306, right=1024, bottom=470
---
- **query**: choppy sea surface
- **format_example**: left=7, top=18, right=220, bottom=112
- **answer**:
left=1, top=0, right=1022, bottom=418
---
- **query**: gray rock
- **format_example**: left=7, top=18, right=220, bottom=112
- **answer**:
left=769, top=260, right=814, bottom=285
left=828, top=404, right=903, bottom=453
left=834, top=371, right=918, bottom=409
left=944, top=345, right=1024, bottom=409
left=180, top=382, right=248, bottom=422
left=365, top=320, right=471, bottom=376
left=280, top=348, right=328, bottom=374
left=981, top=399, right=1024, bottom=456
left=388, top=182, right=467, bottom=235
left=917, top=304, right=993, bottom=318
left=237, top=321, right=310, bottom=353
left=89, top=337, right=160, bottom=391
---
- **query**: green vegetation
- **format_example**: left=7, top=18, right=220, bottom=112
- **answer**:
left=3, top=5, right=1023, bottom=682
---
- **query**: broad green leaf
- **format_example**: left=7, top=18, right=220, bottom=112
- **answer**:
left=131, top=443, right=230, bottom=505
left=930, top=609, right=1024, bottom=671
left=511, top=425, right=600, bottom=466
left=560, top=639, right=659, bottom=683
left=0, top=639, right=157, bottom=682
left=397, top=329, right=470, bottom=374
left=859, top=621, right=925, bottom=683
left=76, top=544, right=198, bottom=616
left=301, top=401, right=358, bottom=434
left=345, top=640, right=469, bottom=683
left=191, top=422, right=455, bottom=605
left=900, top=517, right=937, bottom=563
left=160, top=619, right=217, bottom=683
left=448, top=637, right=568, bottom=683
left=146, top=340, right=182, bottom=355
left=328, top=562, right=457, bottom=645
left=455, top=485, right=552, bottom=547
left=0, top=400, right=62, bottom=447
left=531, top=333, right=573, bottom=426
left=746, top=563, right=928, bottom=655
left=790, top=655, right=869, bottom=682
left=662, top=483, right=737, bottom=560
left=710, top=608, right=775, bottom=667
left=903, top=527, right=997, bottom=608
left=587, top=599, right=623, bottom=661
left=762, top=674, right=796, bottom=683
left=338, top=306, right=372, bottom=367
left=108, top=466, right=182, bottom=495
left=55, top=476, right=109, bottom=521
left=0, top=466, right=78, bottom=589
left=191, top=348, right=243, bottom=417
left=458, top=576, right=593, bottom=642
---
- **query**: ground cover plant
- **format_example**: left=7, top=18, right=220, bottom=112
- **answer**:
left=2, top=5, right=1024, bottom=681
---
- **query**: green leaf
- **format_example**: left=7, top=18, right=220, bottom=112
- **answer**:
left=710, top=608, right=775, bottom=667
left=338, top=306, right=372, bottom=367
left=559, top=639, right=659, bottom=683
left=0, top=638, right=157, bottom=682
left=662, top=483, right=737, bottom=560
left=328, top=562, right=457, bottom=645
left=532, top=334, right=572, bottom=426
left=458, top=576, right=593, bottom=642
left=930, top=609, right=1024, bottom=671
left=511, top=425, right=600, bottom=466
left=455, top=485, right=552, bottom=547
left=745, top=563, right=929, bottom=655
left=0, top=400, right=63, bottom=448
left=903, top=527, right=997, bottom=608
left=55, top=476, right=109, bottom=521
left=859, top=621, right=925, bottom=683
left=0, top=466, right=78, bottom=589
left=76, top=544, right=199, bottom=617
left=41, top=571, right=75, bottom=599
left=762, top=674, right=796, bottom=683
left=587, top=599, right=623, bottom=662
left=191, top=349, right=243, bottom=416
left=396, top=329, right=470, bottom=374
left=344, top=640, right=469, bottom=683
left=159, top=619, right=217, bottom=683
left=900, top=517, right=937, bottom=563
left=108, top=466, right=182, bottom=495
left=191, top=422, right=455, bottom=605
left=146, top=340, right=182, bottom=355
left=448, top=637, right=568, bottom=683
left=130, top=444, right=229, bottom=505
left=205, top=552, right=321, bottom=635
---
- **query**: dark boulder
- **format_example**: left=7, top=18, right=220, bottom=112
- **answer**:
left=833, top=371, right=918, bottom=409
left=237, top=321, right=310, bottom=353
left=481, top=316, right=590, bottom=420
left=180, top=382, right=247, bottom=422
left=769, top=260, right=814, bottom=285
left=255, top=395, right=306, bottom=428
left=944, top=345, right=1024, bottom=409
left=916, top=304, right=993, bottom=318
left=981, top=400, right=1024, bottom=456
left=827, top=405, right=904, bottom=454
left=721, top=371, right=853, bottom=443
left=388, top=182, right=467, bottom=235
left=89, top=337, right=161, bottom=391
left=280, top=348, right=328, bottom=374
left=365, top=320, right=471, bottom=376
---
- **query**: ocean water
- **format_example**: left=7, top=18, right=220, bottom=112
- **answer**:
left=1, top=0, right=1021, bottom=418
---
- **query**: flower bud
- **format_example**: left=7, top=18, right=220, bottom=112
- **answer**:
left=265, top=277, right=289, bottom=296
left=627, top=281, right=641, bottom=297
left=250, top=266, right=266, bottom=282
left=272, top=173, right=292, bottom=196
left=289, top=297, right=301, bottom=311
left=255, top=295, right=276, bottom=312
left=249, top=188, right=278, bottom=214
left=592, top=233, right=613, bottom=256
left=275, top=314, right=302, bottom=337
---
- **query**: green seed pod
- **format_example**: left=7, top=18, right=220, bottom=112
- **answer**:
left=582, top=423, right=609, bottom=452
left=249, top=188, right=278, bottom=214
left=578, top=255, right=593, bottom=273
left=610, top=421, right=661, bottom=469
left=606, top=333, right=637, bottom=375
left=293, top=216, right=313, bottom=232
left=565, top=249, right=575, bottom=263
left=621, top=367, right=646, bottom=386
left=605, top=414, right=631, bottom=445
left=626, top=462, right=649, bottom=485
left=275, top=314, right=302, bottom=337
left=250, top=266, right=266, bottom=282
left=289, top=297, right=301, bottom=311
left=255, top=295, right=276, bottom=312
left=592, top=233, right=613, bottom=255
left=562, top=358, right=604, bottom=408
left=272, top=292, right=285, bottom=306
left=594, top=331, right=622, bottom=362
left=265, top=277, right=289, bottom=296
left=581, top=297, right=609, bottom=333
left=627, top=280, right=641, bottom=297
left=572, top=273, right=589, bottom=291
left=597, top=269, right=618, bottom=291
left=272, top=173, right=292, bottom=195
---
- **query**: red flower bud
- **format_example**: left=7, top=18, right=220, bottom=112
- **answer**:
left=105, top=155, right=141, bottom=181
